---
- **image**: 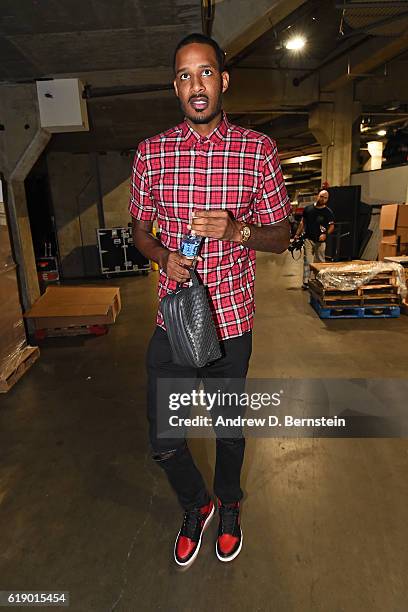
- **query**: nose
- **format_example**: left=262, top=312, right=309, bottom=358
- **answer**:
left=190, top=74, right=205, bottom=95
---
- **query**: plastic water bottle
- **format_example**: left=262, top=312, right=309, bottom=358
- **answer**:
left=180, top=232, right=202, bottom=259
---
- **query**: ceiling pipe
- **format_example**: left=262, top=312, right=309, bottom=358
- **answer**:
left=360, top=117, right=408, bottom=132
left=361, top=112, right=408, bottom=116
left=201, top=0, right=215, bottom=37
left=293, top=35, right=371, bottom=86
left=83, top=83, right=173, bottom=99
left=336, top=1, right=408, bottom=8
left=229, top=110, right=309, bottom=115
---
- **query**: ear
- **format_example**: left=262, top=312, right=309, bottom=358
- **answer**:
left=173, top=79, right=179, bottom=98
left=221, top=71, right=230, bottom=94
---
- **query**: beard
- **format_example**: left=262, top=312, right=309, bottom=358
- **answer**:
left=180, top=93, right=223, bottom=125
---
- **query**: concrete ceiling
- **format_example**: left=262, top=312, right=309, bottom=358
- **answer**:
left=0, top=0, right=202, bottom=151
left=342, top=1, right=408, bottom=37
left=1, top=0, right=408, bottom=190
left=0, top=0, right=200, bottom=79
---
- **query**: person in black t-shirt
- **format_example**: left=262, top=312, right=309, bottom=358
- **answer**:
left=294, top=190, right=335, bottom=288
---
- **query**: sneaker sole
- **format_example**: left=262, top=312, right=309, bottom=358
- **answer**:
left=216, top=527, right=243, bottom=563
left=174, top=503, right=215, bottom=567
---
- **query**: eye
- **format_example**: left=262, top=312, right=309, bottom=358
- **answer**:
left=202, top=69, right=212, bottom=76
left=180, top=73, right=190, bottom=80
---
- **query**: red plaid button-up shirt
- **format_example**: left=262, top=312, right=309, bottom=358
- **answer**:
left=129, top=112, right=290, bottom=340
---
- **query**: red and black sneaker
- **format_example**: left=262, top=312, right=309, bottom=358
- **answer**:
left=174, top=500, right=215, bottom=567
left=216, top=500, right=242, bottom=562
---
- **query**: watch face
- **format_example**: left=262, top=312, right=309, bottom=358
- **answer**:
left=242, top=225, right=251, bottom=241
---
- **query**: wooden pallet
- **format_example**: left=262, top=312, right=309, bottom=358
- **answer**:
left=0, top=346, right=40, bottom=393
left=34, top=324, right=109, bottom=340
left=309, top=279, right=399, bottom=297
left=308, top=280, right=401, bottom=308
left=310, top=297, right=400, bottom=319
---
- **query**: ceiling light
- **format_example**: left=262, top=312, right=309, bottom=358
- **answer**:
left=282, top=153, right=322, bottom=165
left=377, top=129, right=387, bottom=137
left=385, top=101, right=400, bottom=111
left=284, top=35, right=306, bottom=51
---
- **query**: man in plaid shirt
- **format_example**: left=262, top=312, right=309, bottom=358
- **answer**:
left=130, top=33, right=291, bottom=567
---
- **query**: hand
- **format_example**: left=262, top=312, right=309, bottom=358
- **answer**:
left=162, top=251, right=199, bottom=283
left=189, top=210, right=241, bottom=242
left=319, top=233, right=326, bottom=242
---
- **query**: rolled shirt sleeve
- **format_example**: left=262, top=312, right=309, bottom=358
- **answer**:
left=129, top=143, right=156, bottom=221
left=253, top=136, right=291, bottom=225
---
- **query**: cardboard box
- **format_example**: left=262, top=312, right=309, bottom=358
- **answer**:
left=0, top=197, right=16, bottom=268
left=380, top=234, right=397, bottom=245
left=398, top=205, right=408, bottom=228
left=380, top=234, right=408, bottom=246
left=378, top=241, right=408, bottom=260
left=379, top=242, right=397, bottom=259
left=398, top=228, right=408, bottom=243
left=380, top=204, right=408, bottom=230
left=379, top=227, right=408, bottom=260
left=384, top=255, right=408, bottom=267
left=0, top=265, right=28, bottom=384
left=0, top=225, right=14, bottom=268
left=380, top=205, right=399, bottom=230
left=382, top=227, right=408, bottom=239
left=24, top=285, right=121, bottom=330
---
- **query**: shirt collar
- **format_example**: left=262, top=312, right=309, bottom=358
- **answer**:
left=179, top=111, right=230, bottom=147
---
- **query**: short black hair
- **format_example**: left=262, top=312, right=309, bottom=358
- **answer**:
left=173, top=33, right=226, bottom=73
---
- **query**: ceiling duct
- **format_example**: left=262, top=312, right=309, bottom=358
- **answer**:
left=338, top=1, right=408, bottom=37
left=201, top=0, right=215, bottom=37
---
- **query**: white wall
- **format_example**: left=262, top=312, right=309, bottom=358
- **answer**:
left=351, top=166, right=408, bottom=204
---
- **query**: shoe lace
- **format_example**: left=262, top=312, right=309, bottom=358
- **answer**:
left=219, top=504, right=239, bottom=535
left=181, top=508, right=202, bottom=540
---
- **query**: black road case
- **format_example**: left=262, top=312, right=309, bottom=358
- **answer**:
left=96, top=226, right=150, bottom=276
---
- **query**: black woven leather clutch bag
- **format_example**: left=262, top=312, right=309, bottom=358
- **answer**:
left=159, top=269, right=222, bottom=368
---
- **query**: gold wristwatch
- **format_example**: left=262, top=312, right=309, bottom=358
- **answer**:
left=240, top=223, right=251, bottom=243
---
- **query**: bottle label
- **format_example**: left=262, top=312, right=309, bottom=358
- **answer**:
left=180, top=235, right=202, bottom=258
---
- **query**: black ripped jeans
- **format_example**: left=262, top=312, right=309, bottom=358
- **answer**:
left=146, top=326, right=252, bottom=510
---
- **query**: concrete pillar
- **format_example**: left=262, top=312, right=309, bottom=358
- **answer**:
left=0, top=84, right=51, bottom=310
left=364, top=141, right=384, bottom=171
left=308, top=102, right=334, bottom=186
left=309, top=84, right=361, bottom=187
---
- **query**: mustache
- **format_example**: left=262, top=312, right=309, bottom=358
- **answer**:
left=188, top=94, right=209, bottom=102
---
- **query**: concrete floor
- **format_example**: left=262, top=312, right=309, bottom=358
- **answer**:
left=1, top=252, right=408, bottom=612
